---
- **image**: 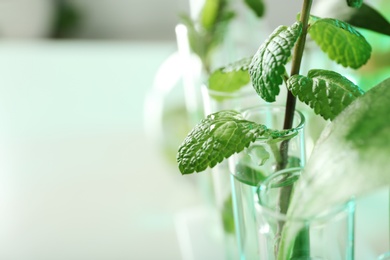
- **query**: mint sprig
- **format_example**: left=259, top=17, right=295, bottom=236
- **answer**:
left=177, top=110, right=292, bottom=174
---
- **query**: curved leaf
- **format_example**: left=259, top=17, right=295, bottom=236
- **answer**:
left=249, top=22, right=302, bottom=102
left=208, top=57, right=252, bottom=93
left=177, top=110, right=268, bottom=174
left=177, top=110, right=293, bottom=174
left=308, top=18, right=372, bottom=69
left=287, top=69, right=364, bottom=120
left=317, top=2, right=390, bottom=37
left=347, top=0, right=363, bottom=8
left=342, top=3, right=390, bottom=37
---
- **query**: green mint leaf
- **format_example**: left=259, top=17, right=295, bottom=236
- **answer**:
left=308, top=18, right=372, bottom=69
left=243, top=0, right=265, bottom=18
left=347, top=0, right=363, bottom=8
left=341, top=3, right=390, bottom=37
left=249, top=22, right=302, bottom=102
left=208, top=57, right=252, bottom=95
left=287, top=69, right=364, bottom=120
left=177, top=110, right=277, bottom=174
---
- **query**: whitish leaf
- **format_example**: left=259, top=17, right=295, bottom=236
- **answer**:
left=347, top=0, right=363, bottom=8
left=249, top=22, right=302, bottom=102
left=288, top=77, right=390, bottom=219
left=208, top=57, right=252, bottom=94
left=308, top=18, right=372, bottom=69
left=345, top=83, right=390, bottom=150
left=287, top=69, right=364, bottom=120
left=281, top=78, right=390, bottom=258
left=177, top=110, right=290, bottom=174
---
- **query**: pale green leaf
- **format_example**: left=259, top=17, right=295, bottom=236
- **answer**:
left=177, top=110, right=291, bottom=174
left=287, top=69, right=364, bottom=120
left=249, top=22, right=302, bottom=102
left=308, top=18, right=372, bottom=69
left=208, top=57, right=252, bottom=94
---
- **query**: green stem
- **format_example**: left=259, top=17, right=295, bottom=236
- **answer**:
left=279, top=0, right=312, bottom=208
left=283, top=0, right=312, bottom=130
left=276, top=0, right=313, bottom=258
left=278, top=0, right=312, bottom=170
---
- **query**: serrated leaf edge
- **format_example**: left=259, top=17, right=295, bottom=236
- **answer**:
left=249, top=22, right=302, bottom=102
left=287, top=70, right=365, bottom=120
left=177, top=111, right=299, bottom=174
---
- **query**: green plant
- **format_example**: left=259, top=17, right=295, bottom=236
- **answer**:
left=177, top=0, right=390, bottom=258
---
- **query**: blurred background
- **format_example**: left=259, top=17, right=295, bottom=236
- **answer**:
left=0, top=0, right=387, bottom=259
left=0, top=0, right=303, bottom=40
left=0, top=1, right=301, bottom=259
